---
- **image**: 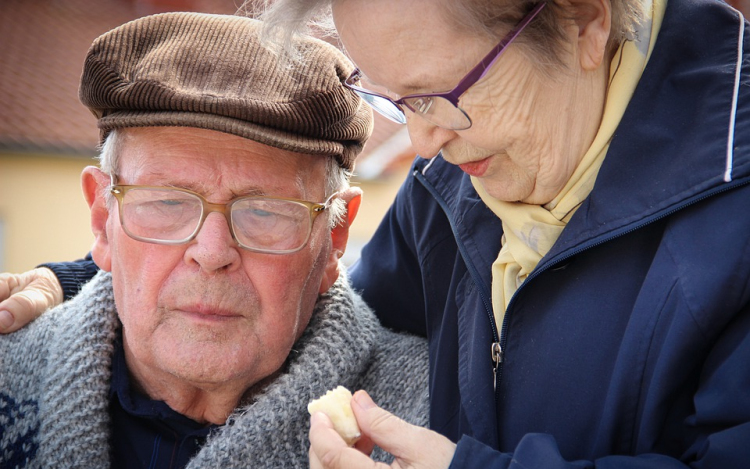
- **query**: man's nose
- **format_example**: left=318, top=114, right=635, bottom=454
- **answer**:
left=405, top=113, right=458, bottom=159
left=184, top=212, right=241, bottom=273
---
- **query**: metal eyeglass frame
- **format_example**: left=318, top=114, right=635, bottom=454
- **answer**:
left=109, top=175, right=337, bottom=254
left=344, top=2, right=546, bottom=130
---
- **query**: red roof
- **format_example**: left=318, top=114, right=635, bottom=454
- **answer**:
left=0, top=0, right=238, bottom=154
left=0, top=0, right=415, bottom=173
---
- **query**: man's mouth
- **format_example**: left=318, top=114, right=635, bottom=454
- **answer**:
left=176, top=304, right=242, bottom=319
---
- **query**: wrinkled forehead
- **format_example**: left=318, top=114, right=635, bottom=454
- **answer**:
left=116, top=127, right=329, bottom=200
left=333, top=0, right=492, bottom=93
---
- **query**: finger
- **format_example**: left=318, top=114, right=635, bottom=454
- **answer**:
left=0, top=291, right=44, bottom=333
left=350, top=391, right=418, bottom=456
left=309, top=412, right=347, bottom=468
left=0, top=273, right=20, bottom=332
left=353, top=432, right=375, bottom=456
left=0, top=272, right=19, bottom=301
left=0, top=268, right=64, bottom=334
left=309, top=412, right=381, bottom=469
left=0, top=307, right=14, bottom=332
left=27, top=268, right=64, bottom=306
left=310, top=444, right=323, bottom=469
left=351, top=391, right=456, bottom=468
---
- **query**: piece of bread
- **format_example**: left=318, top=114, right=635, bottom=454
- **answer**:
left=308, top=386, right=361, bottom=446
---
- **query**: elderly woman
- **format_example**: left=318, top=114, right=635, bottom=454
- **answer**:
left=257, top=0, right=750, bottom=467
left=1, top=0, right=749, bottom=467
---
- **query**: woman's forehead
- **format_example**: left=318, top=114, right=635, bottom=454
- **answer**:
left=335, top=1, right=492, bottom=94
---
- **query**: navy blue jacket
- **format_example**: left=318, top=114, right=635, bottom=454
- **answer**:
left=349, top=0, right=750, bottom=467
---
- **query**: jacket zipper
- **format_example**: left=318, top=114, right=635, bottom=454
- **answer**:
left=491, top=342, right=503, bottom=391
left=413, top=169, right=499, bottom=355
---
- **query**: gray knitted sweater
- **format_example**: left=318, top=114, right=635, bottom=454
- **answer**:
left=0, top=271, right=429, bottom=468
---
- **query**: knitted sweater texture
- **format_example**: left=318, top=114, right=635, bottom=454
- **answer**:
left=0, top=271, right=429, bottom=468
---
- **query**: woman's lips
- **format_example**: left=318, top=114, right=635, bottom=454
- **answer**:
left=458, top=157, right=491, bottom=177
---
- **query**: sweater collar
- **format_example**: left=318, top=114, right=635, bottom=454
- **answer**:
left=38, top=271, right=381, bottom=468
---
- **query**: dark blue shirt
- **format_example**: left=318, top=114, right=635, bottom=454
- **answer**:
left=109, top=338, right=217, bottom=469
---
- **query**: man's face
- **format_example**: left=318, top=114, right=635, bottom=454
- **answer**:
left=88, top=127, right=337, bottom=395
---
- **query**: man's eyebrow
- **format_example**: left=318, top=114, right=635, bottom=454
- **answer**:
left=157, top=179, right=266, bottom=198
left=231, top=187, right=267, bottom=198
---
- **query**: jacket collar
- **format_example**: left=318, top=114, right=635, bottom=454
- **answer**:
left=546, top=0, right=750, bottom=265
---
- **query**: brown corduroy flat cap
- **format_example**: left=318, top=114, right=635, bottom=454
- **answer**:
left=80, top=12, right=373, bottom=171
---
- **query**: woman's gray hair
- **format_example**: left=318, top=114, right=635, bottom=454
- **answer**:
left=98, top=129, right=350, bottom=229
left=256, top=0, right=646, bottom=69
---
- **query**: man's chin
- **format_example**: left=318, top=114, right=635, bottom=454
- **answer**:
left=149, top=333, right=258, bottom=381
left=159, top=351, right=260, bottom=389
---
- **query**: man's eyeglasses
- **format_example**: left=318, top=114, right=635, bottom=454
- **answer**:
left=344, top=2, right=546, bottom=131
left=109, top=176, right=336, bottom=254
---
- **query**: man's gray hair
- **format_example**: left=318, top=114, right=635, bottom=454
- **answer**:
left=98, top=129, right=350, bottom=229
left=256, top=0, right=645, bottom=69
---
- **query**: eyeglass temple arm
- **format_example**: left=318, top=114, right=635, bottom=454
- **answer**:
left=314, top=191, right=340, bottom=213
left=448, top=2, right=547, bottom=103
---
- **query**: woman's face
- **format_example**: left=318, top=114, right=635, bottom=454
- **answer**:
left=333, top=0, right=609, bottom=204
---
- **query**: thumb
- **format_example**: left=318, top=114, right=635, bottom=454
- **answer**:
left=0, top=290, right=44, bottom=333
left=0, top=268, right=63, bottom=333
left=351, top=391, right=409, bottom=449
left=351, top=391, right=455, bottom=468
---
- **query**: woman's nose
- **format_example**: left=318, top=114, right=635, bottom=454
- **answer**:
left=404, top=112, right=458, bottom=159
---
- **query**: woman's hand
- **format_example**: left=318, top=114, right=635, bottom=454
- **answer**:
left=0, top=267, right=63, bottom=333
left=309, top=390, right=456, bottom=469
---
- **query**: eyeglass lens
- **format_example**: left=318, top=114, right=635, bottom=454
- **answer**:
left=119, top=187, right=313, bottom=253
left=356, top=91, right=407, bottom=124
left=401, top=96, right=471, bottom=130
left=353, top=88, right=471, bottom=130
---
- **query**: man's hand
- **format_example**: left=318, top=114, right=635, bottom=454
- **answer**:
left=0, top=268, right=63, bottom=333
left=309, top=390, right=456, bottom=469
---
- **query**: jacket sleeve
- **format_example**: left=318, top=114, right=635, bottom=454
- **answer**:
left=348, top=164, right=428, bottom=336
left=452, top=421, right=750, bottom=469
left=39, top=253, right=100, bottom=300
left=450, top=301, right=750, bottom=469
left=451, top=434, right=686, bottom=469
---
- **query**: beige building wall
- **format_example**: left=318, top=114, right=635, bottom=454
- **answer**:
left=0, top=153, right=96, bottom=272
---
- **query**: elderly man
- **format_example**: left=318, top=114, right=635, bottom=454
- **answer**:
left=0, top=12, right=428, bottom=468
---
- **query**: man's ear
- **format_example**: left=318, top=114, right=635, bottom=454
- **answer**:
left=567, top=0, right=612, bottom=71
left=318, top=187, right=362, bottom=294
left=81, top=166, right=113, bottom=272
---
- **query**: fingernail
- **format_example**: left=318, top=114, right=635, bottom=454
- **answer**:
left=353, top=390, right=376, bottom=410
left=0, top=310, right=14, bottom=330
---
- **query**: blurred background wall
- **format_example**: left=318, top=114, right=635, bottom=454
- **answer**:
left=0, top=0, right=415, bottom=272
left=3, top=0, right=747, bottom=272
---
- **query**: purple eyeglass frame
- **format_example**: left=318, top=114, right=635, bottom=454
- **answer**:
left=345, top=2, right=546, bottom=126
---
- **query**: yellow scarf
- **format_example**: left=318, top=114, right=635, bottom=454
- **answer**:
left=473, top=0, right=666, bottom=332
